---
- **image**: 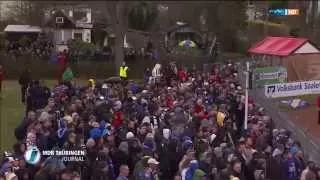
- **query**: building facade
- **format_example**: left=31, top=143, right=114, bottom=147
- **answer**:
left=44, top=7, right=93, bottom=52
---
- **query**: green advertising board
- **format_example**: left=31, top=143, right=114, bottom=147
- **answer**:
left=254, top=66, right=287, bottom=88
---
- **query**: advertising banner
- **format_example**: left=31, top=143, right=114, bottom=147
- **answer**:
left=265, top=80, right=320, bottom=98
left=254, top=66, right=287, bottom=88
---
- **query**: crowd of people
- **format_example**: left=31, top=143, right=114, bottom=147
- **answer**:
left=0, top=60, right=319, bottom=180
left=5, top=36, right=54, bottom=59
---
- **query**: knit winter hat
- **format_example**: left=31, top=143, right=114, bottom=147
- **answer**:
left=86, top=138, right=96, bottom=148
left=272, top=148, right=282, bottom=157
left=89, top=128, right=102, bottom=139
left=126, top=132, right=135, bottom=139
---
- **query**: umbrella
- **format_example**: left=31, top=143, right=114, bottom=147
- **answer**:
left=105, top=76, right=122, bottom=83
left=178, top=40, right=197, bottom=48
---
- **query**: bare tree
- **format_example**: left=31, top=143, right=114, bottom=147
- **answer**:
left=4, top=1, right=48, bottom=26
left=105, top=1, right=134, bottom=73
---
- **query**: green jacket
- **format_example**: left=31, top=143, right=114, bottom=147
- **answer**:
left=62, top=70, right=74, bottom=81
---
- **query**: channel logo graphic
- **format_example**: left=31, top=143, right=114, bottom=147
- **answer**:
left=24, top=146, right=41, bottom=165
left=269, top=8, right=300, bottom=16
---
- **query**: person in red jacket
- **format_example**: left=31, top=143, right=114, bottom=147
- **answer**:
left=112, top=100, right=124, bottom=129
left=178, top=68, right=188, bottom=82
left=0, top=65, right=4, bottom=95
left=166, top=94, right=174, bottom=110
left=193, top=101, right=204, bottom=114
left=112, top=111, right=124, bottom=129
left=58, top=50, right=67, bottom=81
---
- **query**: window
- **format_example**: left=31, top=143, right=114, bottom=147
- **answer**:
left=56, top=17, right=64, bottom=23
left=73, top=11, right=87, bottom=22
left=74, top=33, right=82, bottom=40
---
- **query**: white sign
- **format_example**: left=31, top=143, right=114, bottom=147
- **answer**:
left=265, top=80, right=320, bottom=98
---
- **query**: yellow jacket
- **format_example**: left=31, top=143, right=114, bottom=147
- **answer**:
left=120, top=66, right=128, bottom=78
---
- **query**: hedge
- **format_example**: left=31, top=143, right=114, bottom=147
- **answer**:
left=0, top=53, right=215, bottom=80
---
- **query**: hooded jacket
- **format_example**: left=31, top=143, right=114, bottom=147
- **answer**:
left=184, top=160, right=199, bottom=180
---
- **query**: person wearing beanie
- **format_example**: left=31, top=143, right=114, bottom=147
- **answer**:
left=143, top=133, right=156, bottom=156
left=126, top=132, right=135, bottom=139
left=86, top=138, right=96, bottom=149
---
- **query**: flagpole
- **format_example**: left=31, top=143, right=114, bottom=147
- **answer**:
left=244, top=61, right=250, bottom=130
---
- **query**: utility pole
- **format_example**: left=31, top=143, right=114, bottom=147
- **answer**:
left=310, top=0, right=318, bottom=39
left=244, top=61, right=250, bottom=130
left=264, top=1, right=269, bottom=37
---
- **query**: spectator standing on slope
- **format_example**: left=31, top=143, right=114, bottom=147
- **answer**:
left=18, top=69, right=32, bottom=104
left=58, top=50, right=68, bottom=81
left=62, top=67, right=74, bottom=83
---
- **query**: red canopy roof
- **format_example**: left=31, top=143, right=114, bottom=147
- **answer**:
left=248, top=36, right=308, bottom=56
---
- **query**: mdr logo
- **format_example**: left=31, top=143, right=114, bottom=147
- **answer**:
left=24, top=146, right=41, bottom=165
left=24, top=145, right=86, bottom=165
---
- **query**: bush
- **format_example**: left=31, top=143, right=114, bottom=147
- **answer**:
left=67, top=40, right=97, bottom=61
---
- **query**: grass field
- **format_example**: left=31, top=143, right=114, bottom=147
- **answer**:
left=0, top=80, right=92, bottom=153
left=0, top=78, right=144, bottom=152
left=0, top=81, right=24, bottom=153
left=0, top=80, right=59, bottom=152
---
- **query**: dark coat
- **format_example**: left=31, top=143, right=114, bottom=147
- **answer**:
left=266, top=157, right=285, bottom=180
left=19, top=72, right=32, bottom=88
left=112, top=150, right=132, bottom=177
left=14, top=118, right=31, bottom=141
left=156, top=139, right=180, bottom=180
left=28, top=86, right=51, bottom=110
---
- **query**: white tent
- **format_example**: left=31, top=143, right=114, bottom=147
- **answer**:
left=4, top=25, right=42, bottom=33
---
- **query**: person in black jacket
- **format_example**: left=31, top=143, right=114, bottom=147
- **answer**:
left=18, top=69, right=32, bottom=104
left=27, top=80, right=50, bottom=111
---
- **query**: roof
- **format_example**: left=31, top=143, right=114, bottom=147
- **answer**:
left=4, top=25, right=42, bottom=33
left=248, top=36, right=309, bottom=56
left=45, top=9, right=92, bottom=29
left=165, top=24, right=189, bottom=33
left=45, top=10, right=76, bottom=29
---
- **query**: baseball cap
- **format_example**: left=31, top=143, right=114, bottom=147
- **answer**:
left=147, top=158, right=159, bottom=165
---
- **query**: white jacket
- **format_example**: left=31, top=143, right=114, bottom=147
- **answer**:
left=152, top=64, right=162, bottom=77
